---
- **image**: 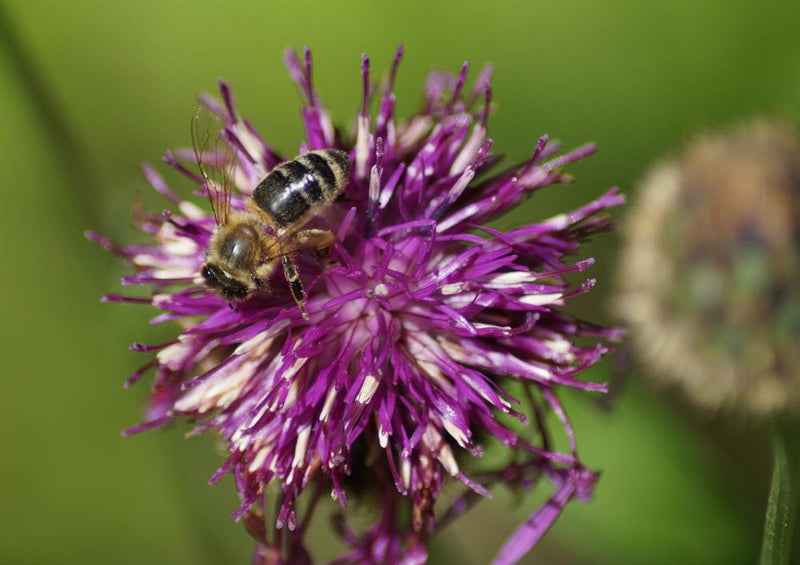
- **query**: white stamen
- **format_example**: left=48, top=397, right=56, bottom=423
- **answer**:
left=249, top=447, right=269, bottom=473
left=489, top=271, right=538, bottom=286
left=158, top=267, right=196, bottom=279
left=474, top=322, right=511, bottom=332
left=156, top=337, right=186, bottom=366
left=438, top=338, right=464, bottom=359
left=417, top=359, right=443, bottom=381
left=544, top=213, right=570, bottom=231
left=234, top=331, right=271, bottom=355
left=215, top=382, right=245, bottom=409
left=132, top=254, right=161, bottom=268
left=356, top=374, right=380, bottom=404
left=319, top=387, right=338, bottom=421
left=422, top=424, right=440, bottom=446
left=369, top=163, right=381, bottom=205
left=179, top=201, right=206, bottom=221
left=320, top=111, right=335, bottom=147
left=356, top=115, right=370, bottom=180
left=397, top=116, right=433, bottom=153
left=282, top=356, right=306, bottom=382
left=175, top=359, right=257, bottom=414
left=442, top=292, right=478, bottom=309
left=248, top=399, right=271, bottom=428
left=281, top=379, right=299, bottom=411
left=436, top=203, right=480, bottom=233
left=519, top=292, right=563, bottom=306
left=291, top=426, right=311, bottom=471
left=443, top=420, right=469, bottom=448
left=162, top=238, right=198, bottom=256
left=437, top=169, right=475, bottom=211
left=231, top=121, right=264, bottom=173
left=450, top=124, right=486, bottom=176
left=545, top=337, right=573, bottom=355
left=438, top=444, right=460, bottom=476
left=373, top=283, right=388, bottom=296
left=440, top=283, right=463, bottom=295
left=517, top=167, right=548, bottom=188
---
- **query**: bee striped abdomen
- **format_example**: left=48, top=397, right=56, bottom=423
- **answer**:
left=252, top=149, right=351, bottom=230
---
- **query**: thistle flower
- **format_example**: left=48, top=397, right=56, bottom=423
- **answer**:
left=618, top=119, right=800, bottom=415
left=89, top=46, right=623, bottom=564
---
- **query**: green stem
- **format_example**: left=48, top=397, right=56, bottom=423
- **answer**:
left=759, top=421, right=798, bottom=565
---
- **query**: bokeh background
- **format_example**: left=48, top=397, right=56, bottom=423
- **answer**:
left=2, top=1, right=799, bottom=564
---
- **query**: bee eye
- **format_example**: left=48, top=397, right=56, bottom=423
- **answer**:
left=220, top=228, right=257, bottom=269
left=201, top=264, right=219, bottom=285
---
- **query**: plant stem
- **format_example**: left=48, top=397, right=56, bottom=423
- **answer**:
left=759, top=421, right=798, bottom=565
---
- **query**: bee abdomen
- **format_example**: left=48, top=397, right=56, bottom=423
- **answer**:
left=301, top=150, right=351, bottom=197
left=252, top=149, right=351, bottom=230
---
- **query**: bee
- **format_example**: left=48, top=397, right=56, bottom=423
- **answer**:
left=191, top=108, right=351, bottom=317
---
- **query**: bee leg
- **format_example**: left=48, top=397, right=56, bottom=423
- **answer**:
left=293, top=229, right=336, bottom=251
left=282, top=254, right=308, bottom=319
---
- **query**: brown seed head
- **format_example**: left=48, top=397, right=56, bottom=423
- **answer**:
left=618, top=119, right=800, bottom=415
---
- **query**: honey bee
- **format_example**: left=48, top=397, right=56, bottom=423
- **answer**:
left=191, top=108, right=351, bottom=317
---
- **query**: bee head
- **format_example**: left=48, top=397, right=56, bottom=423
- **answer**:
left=201, top=222, right=265, bottom=302
left=201, top=263, right=251, bottom=301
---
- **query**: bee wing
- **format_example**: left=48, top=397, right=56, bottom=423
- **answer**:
left=191, top=106, right=235, bottom=225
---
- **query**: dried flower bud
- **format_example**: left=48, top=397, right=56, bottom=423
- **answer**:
left=618, top=119, right=800, bottom=414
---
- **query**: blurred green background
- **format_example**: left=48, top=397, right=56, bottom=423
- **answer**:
left=2, top=0, right=799, bottom=563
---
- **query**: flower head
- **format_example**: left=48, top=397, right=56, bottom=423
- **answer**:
left=618, top=119, right=800, bottom=415
left=89, top=46, right=623, bottom=564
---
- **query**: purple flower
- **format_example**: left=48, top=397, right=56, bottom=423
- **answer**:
left=89, top=46, right=624, bottom=564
